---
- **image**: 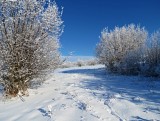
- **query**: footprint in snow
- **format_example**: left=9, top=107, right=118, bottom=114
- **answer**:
left=61, top=92, right=68, bottom=95
left=38, top=106, right=52, bottom=118
left=104, top=100, right=109, bottom=105
left=80, top=116, right=86, bottom=121
left=61, top=104, right=66, bottom=108
left=92, top=92, right=96, bottom=96
left=77, top=102, right=87, bottom=111
left=54, top=89, right=58, bottom=91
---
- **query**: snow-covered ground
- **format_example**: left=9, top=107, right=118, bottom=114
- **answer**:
left=0, top=65, right=160, bottom=121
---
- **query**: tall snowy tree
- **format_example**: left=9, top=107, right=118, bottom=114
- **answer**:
left=0, top=0, right=63, bottom=97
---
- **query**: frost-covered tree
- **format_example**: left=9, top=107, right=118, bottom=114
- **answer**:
left=96, top=24, right=147, bottom=73
left=0, top=0, right=63, bottom=97
left=143, top=30, right=160, bottom=76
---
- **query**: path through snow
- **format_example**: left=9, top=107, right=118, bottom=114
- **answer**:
left=0, top=65, right=160, bottom=121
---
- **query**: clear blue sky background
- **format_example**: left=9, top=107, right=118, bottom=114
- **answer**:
left=56, top=0, right=160, bottom=56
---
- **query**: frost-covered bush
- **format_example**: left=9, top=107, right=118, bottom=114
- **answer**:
left=96, top=24, right=147, bottom=73
left=119, top=48, right=145, bottom=75
left=60, top=62, right=76, bottom=68
left=76, top=60, right=85, bottom=67
left=0, top=0, right=63, bottom=97
left=76, top=59, right=98, bottom=67
left=60, top=59, right=98, bottom=68
left=143, top=30, right=160, bottom=77
left=86, top=59, right=98, bottom=66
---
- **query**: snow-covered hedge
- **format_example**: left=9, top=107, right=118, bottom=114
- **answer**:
left=96, top=24, right=160, bottom=77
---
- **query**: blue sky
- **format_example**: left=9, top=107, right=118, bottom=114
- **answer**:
left=57, top=0, right=160, bottom=56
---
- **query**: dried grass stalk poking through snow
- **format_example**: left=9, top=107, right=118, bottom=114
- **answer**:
left=0, top=0, right=63, bottom=97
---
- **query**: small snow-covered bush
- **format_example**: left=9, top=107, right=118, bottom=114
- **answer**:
left=76, top=59, right=98, bottom=67
left=76, top=60, right=85, bottom=67
left=86, top=59, right=99, bottom=66
left=0, top=0, right=63, bottom=97
left=60, top=62, right=77, bottom=68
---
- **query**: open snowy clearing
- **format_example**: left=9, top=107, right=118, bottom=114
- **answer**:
left=0, top=65, right=160, bottom=121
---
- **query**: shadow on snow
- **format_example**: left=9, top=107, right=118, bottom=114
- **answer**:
left=62, top=67, right=160, bottom=117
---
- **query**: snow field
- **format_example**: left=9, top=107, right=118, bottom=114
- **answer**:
left=0, top=65, right=160, bottom=121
